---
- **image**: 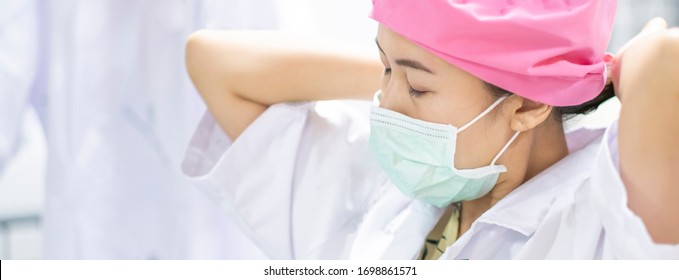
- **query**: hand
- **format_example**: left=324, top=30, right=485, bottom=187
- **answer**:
left=610, top=18, right=677, bottom=101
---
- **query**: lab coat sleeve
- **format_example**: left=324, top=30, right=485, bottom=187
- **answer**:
left=0, top=0, right=39, bottom=173
left=182, top=102, right=309, bottom=259
left=182, top=100, right=384, bottom=259
left=589, top=120, right=679, bottom=259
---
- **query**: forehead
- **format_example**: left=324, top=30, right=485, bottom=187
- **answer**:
left=377, top=24, right=482, bottom=82
left=376, top=24, right=439, bottom=61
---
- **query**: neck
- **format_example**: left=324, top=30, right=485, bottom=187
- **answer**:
left=458, top=118, right=569, bottom=235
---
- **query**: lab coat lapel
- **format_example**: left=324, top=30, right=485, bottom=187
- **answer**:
left=349, top=184, right=443, bottom=259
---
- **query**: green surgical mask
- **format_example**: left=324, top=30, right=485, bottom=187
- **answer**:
left=369, top=91, right=520, bottom=208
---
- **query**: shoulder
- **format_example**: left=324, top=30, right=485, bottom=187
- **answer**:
left=484, top=126, right=604, bottom=232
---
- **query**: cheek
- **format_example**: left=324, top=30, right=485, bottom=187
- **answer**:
left=452, top=123, right=495, bottom=168
left=452, top=112, right=510, bottom=169
left=415, top=90, right=488, bottom=127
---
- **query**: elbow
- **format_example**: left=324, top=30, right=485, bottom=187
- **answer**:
left=185, top=29, right=229, bottom=101
left=185, top=29, right=211, bottom=84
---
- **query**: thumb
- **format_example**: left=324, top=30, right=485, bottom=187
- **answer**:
left=640, top=17, right=668, bottom=36
left=616, top=17, right=668, bottom=55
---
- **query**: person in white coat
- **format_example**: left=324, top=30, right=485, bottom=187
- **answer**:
left=182, top=0, right=679, bottom=259
left=0, top=0, right=279, bottom=259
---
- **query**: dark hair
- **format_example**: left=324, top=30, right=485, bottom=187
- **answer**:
left=483, top=82, right=616, bottom=120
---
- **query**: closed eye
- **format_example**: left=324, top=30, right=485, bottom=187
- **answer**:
left=408, top=87, right=426, bottom=98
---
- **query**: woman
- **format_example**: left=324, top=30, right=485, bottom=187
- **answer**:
left=182, top=0, right=679, bottom=259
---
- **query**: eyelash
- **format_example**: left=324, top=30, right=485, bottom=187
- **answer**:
left=408, top=87, right=425, bottom=98
left=383, top=67, right=426, bottom=98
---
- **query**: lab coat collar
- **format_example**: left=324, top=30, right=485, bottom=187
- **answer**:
left=473, top=126, right=606, bottom=236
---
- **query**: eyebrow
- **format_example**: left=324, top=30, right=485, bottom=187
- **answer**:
left=375, top=38, right=435, bottom=74
left=395, top=59, right=434, bottom=74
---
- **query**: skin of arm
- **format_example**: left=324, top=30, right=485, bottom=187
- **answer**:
left=613, top=19, right=679, bottom=244
left=185, top=30, right=383, bottom=139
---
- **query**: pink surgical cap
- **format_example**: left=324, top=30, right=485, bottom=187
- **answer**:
left=371, top=0, right=617, bottom=106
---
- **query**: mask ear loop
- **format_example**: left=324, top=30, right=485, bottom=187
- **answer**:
left=491, top=131, right=521, bottom=166
left=458, top=96, right=508, bottom=133
left=452, top=95, right=519, bottom=167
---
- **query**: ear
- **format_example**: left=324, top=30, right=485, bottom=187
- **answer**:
left=505, top=95, right=553, bottom=132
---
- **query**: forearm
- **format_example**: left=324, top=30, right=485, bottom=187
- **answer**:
left=185, top=30, right=382, bottom=139
left=186, top=30, right=382, bottom=105
left=617, top=29, right=679, bottom=244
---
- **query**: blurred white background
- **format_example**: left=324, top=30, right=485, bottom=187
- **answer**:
left=0, top=109, right=45, bottom=259
left=0, top=0, right=677, bottom=259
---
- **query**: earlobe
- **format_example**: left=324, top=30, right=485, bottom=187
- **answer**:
left=509, top=96, right=553, bottom=132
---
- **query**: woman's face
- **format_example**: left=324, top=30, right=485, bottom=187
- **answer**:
left=376, top=24, right=518, bottom=169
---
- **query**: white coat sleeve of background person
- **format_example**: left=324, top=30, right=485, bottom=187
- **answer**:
left=588, top=120, right=679, bottom=258
left=0, top=0, right=39, bottom=173
left=182, top=100, right=396, bottom=259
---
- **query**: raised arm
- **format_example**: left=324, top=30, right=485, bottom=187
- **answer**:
left=185, top=30, right=383, bottom=139
left=613, top=19, right=679, bottom=244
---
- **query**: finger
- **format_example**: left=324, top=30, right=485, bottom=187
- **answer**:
left=640, top=17, right=668, bottom=36
left=616, top=17, right=668, bottom=54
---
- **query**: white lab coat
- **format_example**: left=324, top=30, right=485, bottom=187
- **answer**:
left=182, top=100, right=679, bottom=259
left=0, top=0, right=38, bottom=167
left=0, top=0, right=278, bottom=259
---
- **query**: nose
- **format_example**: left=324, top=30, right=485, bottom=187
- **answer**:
left=379, top=83, right=408, bottom=114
